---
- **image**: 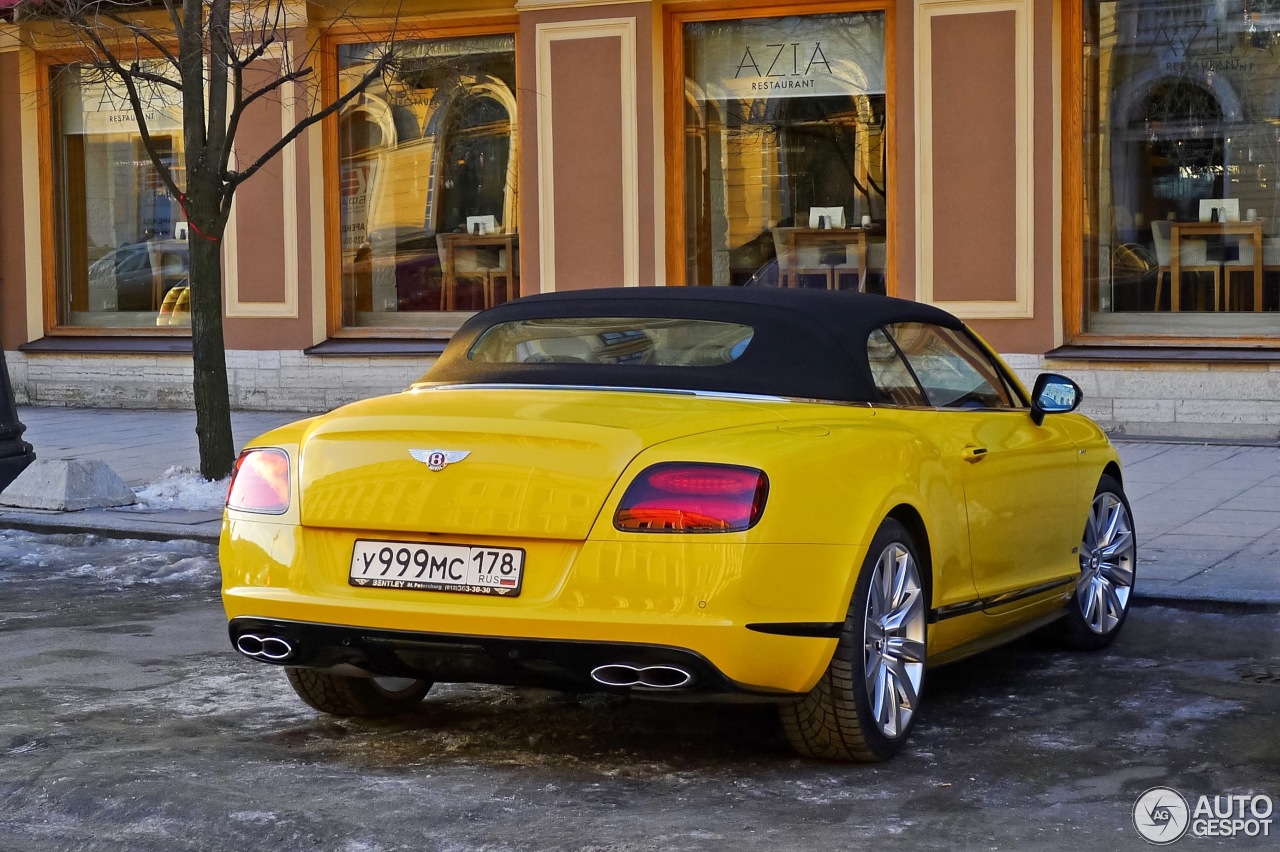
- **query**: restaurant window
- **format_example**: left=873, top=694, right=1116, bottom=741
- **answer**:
left=681, top=11, right=888, bottom=291
left=51, top=64, right=189, bottom=330
left=1083, top=0, right=1280, bottom=338
left=337, top=33, right=517, bottom=330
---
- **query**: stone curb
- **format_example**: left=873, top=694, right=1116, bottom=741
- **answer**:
left=1, top=508, right=221, bottom=546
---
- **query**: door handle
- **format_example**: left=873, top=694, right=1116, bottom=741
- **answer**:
left=962, top=445, right=989, bottom=463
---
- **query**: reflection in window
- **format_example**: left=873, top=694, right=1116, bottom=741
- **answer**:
left=885, top=323, right=1015, bottom=409
left=1084, top=0, right=1280, bottom=337
left=338, top=34, right=518, bottom=328
left=52, top=64, right=189, bottom=329
left=866, top=328, right=927, bottom=406
left=468, top=317, right=755, bottom=366
left=682, top=13, right=887, bottom=289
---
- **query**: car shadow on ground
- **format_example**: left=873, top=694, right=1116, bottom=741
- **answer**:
left=251, top=624, right=1093, bottom=773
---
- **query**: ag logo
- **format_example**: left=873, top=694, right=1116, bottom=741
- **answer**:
left=409, top=449, right=470, bottom=472
left=1134, top=787, right=1190, bottom=845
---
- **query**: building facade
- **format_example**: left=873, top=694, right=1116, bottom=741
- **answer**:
left=2, top=0, right=1279, bottom=439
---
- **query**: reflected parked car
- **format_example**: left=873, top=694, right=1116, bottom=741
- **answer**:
left=155, top=284, right=191, bottom=326
left=221, top=286, right=1135, bottom=762
left=87, top=240, right=189, bottom=313
left=357, top=227, right=443, bottom=312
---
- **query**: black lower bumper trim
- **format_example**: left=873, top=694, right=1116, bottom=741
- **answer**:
left=229, top=617, right=794, bottom=698
left=745, top=621, right=843, bottom=638
left=930, top=577, right=1076, bottom=623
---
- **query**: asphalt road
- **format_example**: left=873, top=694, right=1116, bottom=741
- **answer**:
left=1, top=531, right=1276, bottom=851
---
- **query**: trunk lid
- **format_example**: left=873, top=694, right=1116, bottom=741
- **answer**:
left=297, top=386, right=788, bottom=539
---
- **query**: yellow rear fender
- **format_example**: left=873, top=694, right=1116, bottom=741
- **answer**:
left=223, top=424, right=311, bottom=528
left=587, top=418, right=978, bottom=615
left=241, top=418, right=319, bottom=451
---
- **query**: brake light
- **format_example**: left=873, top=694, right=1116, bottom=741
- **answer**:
left=614, top=463, right=768, bottom=533
left=226, top=448, right=290, bottom=514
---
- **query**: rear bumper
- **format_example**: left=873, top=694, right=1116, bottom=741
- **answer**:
left=221, top=520, right=859, bottom=693
left=229, top=616, right=802, bottom=699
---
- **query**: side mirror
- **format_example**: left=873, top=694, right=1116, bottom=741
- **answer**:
left=1030, top=373, right=1082, bottom=426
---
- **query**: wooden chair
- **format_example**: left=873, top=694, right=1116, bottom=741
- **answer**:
left=483, top=246, right=519, bottom=308
left=772, top=228, right=832, bottom=289
left=437, top=234, right=495, bottom=311
left=1151, top=220, right=1218, bottom=311
left=831, top=241, right=886, bottom=292
left=1223, top=238, right=1280, bottom=311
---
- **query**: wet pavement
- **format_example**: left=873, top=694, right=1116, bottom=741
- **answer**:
left=0, top=531, right=1276, bottom=851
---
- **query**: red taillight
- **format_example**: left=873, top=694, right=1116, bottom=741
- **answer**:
left=226, top=448, right=290, bottom=514
left=614, top=463, right=768, bottom=533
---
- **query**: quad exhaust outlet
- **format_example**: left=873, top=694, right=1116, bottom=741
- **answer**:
left=590, top=663, right=694, bottom=689
left=235, top=633, right=295, bottom=662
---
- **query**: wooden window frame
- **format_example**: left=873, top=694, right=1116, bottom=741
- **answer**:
left=320, top=16, right=519, bottom=340
left=662, top=0, right=897, bottom=292
left=35, top=48, right=193, bottom=338
left=1062, top=0, right=1280, bottom=348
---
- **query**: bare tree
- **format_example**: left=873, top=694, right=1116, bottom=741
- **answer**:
left=13, top=0, right=396, bottom=479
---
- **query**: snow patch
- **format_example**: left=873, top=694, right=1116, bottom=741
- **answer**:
left=131, top=466, right=229, bottom=512
left=0, top=531, right=218, bottom=589
left=229, top=811, right=281, bottom=825
left=342, top=841, right=387, bottom=852
left=52, top=554, right=216, bottom=587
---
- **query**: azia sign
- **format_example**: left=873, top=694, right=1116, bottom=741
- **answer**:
left=684, top=13, right=886, bottom=102
left=733, top=42, right=833, bottom=92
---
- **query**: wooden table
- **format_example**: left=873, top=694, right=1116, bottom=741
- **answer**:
left=439, top=232, right=518, bottom=310
left=1170, top=220, right=1263, bottom=311
left=772, top=227, right=871, bottom=290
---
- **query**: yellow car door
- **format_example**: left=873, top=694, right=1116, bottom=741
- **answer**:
left=941, top=410, right=1082, bottom=597
left=877, top=322, right=1082, bottom=598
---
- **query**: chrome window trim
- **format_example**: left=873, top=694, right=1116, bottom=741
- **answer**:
left=409, top=382, right=876, bottom=408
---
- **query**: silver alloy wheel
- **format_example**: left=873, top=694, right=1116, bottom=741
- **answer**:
left=1076, top=490, right=1136, bottom=635
left=862, top=542, right=927, bottom=739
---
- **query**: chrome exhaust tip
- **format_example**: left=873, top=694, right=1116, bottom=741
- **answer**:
left=635, top=665, right=694, bottom=689
left=235, top=633, right=295, bottom=662
left=590, top=663, right=694, bottom=689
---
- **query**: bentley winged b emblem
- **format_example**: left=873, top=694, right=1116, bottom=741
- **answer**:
left=409, top=449, right=471, bottom=472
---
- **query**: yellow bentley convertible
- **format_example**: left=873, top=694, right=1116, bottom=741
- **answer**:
left=220, top=286, right=1136, bottom=762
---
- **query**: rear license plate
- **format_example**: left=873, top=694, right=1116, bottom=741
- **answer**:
left=349, top=540, right=525, bottom=597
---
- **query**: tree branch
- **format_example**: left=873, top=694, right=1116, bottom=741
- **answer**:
left=205, top=0, right=231, bottom=161
left=161, top=0, right=184, bottom=39
left=224, top=51, right=393, bottom=194
left=68, top=18, right=185, bottom=204
left=236, top=62, right=307, bottom=115
left=104, top=9, right=180, bottom=72
left=217, top=58, right=244, bottom=188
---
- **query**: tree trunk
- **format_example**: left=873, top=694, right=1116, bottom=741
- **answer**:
left=188, top=232, right=235, bottom=480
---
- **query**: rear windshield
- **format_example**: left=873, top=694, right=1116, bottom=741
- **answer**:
left=467, top=317, right=755, bottom=367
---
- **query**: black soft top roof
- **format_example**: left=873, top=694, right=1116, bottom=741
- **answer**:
left=424, top=286, right=965, bottom=403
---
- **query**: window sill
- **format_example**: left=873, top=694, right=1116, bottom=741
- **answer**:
left=303, top=338, right=449, bottom=357
left=1047, top=345, right=1280, bottom=363
left=15, top=337, right=451, bottom=358
left=18, top=336, right=192, bottom=355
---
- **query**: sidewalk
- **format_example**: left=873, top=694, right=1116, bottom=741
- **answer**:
left=1, top=407, right=296, bottom=544
left=1115, top=441, right=1280, bottom=605
left=2, top=406, right=1278, bottom=606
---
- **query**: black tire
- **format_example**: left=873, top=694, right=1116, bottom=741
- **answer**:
left=1059, top=474, right=1136, bottom=650
left=285, top=668, right=432, bottom=718
left=779, top=518, right=928, bottom=762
